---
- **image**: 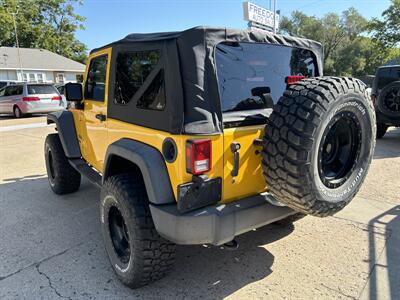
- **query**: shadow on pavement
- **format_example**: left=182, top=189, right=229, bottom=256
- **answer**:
left=367, top=205, right=400, bottom=299
left=0, top=176, right=295, bottom=298
left=0, top=115, right=15, bottom=120
left=373, top=127, right=400, bottom=160
left=0, top=114, right=47, bottom=121
left=2, top=174, right=46, bottom=182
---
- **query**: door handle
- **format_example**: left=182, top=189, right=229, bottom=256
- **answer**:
left=95, top=113, right=106, bottom=122
left=230, top=142, right=241, bottom=177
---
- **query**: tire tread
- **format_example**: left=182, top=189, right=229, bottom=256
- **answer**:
left=262, top=77, right=376, bottom=217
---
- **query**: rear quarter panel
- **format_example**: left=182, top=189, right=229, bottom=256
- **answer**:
left=106, top=119, right=224, bottom=201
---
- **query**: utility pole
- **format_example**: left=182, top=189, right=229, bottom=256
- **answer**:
left=273, top=0, right=277, bottom=34
left=7, top=7, right=24, bottom=81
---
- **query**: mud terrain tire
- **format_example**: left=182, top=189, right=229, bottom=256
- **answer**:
left=262, top=77, right=375, bottom=217
left=45, top=133, right=81, bottom=194
left=100, top=173, right=176, bottom=288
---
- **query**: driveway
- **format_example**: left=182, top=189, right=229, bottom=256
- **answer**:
left=0, top=116, right=399, bottom=299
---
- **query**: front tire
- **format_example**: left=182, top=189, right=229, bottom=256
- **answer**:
left=44, top=134, right=81, bottom=194
left=100, top=174, right=176, bottom=289
left=262, top=77, right=376, bottom=217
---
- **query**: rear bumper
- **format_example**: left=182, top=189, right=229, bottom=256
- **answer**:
left=20, top=102, right=64, bottom=114
left=150, top=193, right=295, bottom=245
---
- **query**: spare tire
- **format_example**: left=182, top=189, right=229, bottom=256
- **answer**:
left=262, top=77, right=376, bottom=217
left=377, top=81, right=400, bottom=117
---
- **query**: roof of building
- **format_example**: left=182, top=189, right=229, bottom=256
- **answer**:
left=0, top=47, right=86, bottom=72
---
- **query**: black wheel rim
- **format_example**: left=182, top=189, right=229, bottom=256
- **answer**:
left=318, top=111, right=362, bottom=188
left=48, top=150, right=55, bottom=180
left=109, top=206, right=131, bottom=264
left=384, top=88, right=400, bottom=112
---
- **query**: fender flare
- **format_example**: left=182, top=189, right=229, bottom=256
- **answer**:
left=103, top=138, right=175, bottom=205
left=47, top=111, right=81, bottom=158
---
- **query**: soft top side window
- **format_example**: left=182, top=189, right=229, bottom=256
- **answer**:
left=85, top=55, right=108, bottom=101
left=114, top=50, right=165, bottom=111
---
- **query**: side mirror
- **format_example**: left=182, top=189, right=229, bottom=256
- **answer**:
left=65, top=82, right=83, bottom=101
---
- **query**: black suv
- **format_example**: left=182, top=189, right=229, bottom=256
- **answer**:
left=371, top=65, right=400, bottom=138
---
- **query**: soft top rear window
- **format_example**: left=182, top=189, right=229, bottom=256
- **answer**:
left=28, top=84, right=58, bottom=95
left=216, top=42, right=317, bottom=114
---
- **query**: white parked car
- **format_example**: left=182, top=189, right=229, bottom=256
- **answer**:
left=54, top=84, right=68, bottom=108
left=0, top=83, right=64, bottom=118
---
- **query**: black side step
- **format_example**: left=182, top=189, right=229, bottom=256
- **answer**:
left=68, top=159, right=102, bottom=188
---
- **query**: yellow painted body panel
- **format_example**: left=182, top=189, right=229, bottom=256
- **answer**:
left=107, top=119, right=224, bottom=201
left=222, top=125, right=267, bottom=202
left=73, top=48, right=112, bottom=172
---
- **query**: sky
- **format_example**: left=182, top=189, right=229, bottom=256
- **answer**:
left=74, top=0, right=391, bottom=50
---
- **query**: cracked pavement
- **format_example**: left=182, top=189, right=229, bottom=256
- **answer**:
left=0, top=116, right=399, bottom=299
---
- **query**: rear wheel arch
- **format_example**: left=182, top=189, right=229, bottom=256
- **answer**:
left=103, top=155, right=145, bottom=185
left=103, top=139, right=175, bottom=205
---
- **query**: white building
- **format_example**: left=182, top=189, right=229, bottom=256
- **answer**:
left=0, top=47, right=86, bottom=84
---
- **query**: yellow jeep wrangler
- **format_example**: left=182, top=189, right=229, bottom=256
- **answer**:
left=44, top=27, right=376, bottom=288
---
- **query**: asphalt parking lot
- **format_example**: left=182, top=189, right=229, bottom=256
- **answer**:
left=0, top=115, right=399, bottom=300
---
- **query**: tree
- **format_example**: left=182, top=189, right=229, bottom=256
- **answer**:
left=334, top=37, right=386, bottom=76
left=369, top=0, right=400, bottom=48
left=280, top=8, right=366, bottom=68
left=0, top=0, right=87, bottom=63
left=280, top=6, right=398, bottom=76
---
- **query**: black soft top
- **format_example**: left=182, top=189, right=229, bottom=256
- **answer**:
left=94, top=27, right=323, bottom=134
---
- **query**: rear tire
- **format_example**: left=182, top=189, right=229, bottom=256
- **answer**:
left=44, top=134, right=81, bottom=194
left=13, top=106, right=23, bottom=118
left=376, top=123, right=388, bottom=139
left=100, top=173, right=176, bottom=289
left=262, top=77, right=375, bottom=217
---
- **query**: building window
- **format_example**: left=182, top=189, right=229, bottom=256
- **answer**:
left=37, top=73, right=44, bottom=83
left=22, top=73, right=27, bottom=82
left=57, top=73, right=65, bottom=84
left=29, top=73, right=36, bottom=82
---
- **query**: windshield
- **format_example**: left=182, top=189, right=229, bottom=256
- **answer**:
left=216, top=42, right=317, bottom=113
left=28, top=84, right=58, bottom=95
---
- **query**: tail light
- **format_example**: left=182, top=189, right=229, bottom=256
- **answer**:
left=186, top=139, right=212, bottom=175
left=52, top=96, right=62, bottom=101
left=22, top=97, right=40, bottom=101
left=286, top=75, right=306, bottom=85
